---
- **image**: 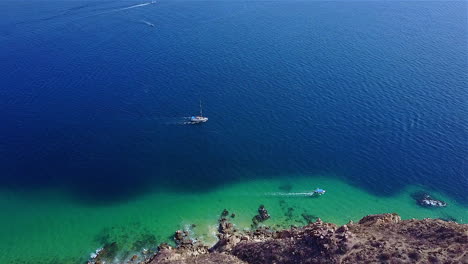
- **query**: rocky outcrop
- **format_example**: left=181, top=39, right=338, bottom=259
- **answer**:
left=412, top=192, right=447, bottom=208
left=147, top=213, right=468, bottom=264
left=251, top=205, right=271, bottom=227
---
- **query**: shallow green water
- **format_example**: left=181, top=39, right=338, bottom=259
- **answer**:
left=1, top=175, right=466, bottom=264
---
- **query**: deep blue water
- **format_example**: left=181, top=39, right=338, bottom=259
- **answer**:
left=0, top=0, right=467, bottom=204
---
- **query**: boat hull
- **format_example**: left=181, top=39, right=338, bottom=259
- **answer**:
left=189, top=116, right=208, bottom=124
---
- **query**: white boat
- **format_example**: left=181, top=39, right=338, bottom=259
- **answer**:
left=311, top=188, right=326, bottom=196
left=189, top=100, right=208, bottom=124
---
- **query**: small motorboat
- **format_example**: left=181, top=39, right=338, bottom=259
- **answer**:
left=312, top=188, right=326, bottom=196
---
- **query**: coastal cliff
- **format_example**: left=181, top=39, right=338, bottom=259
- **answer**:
left=144, top=212, right=467, bottom=264
left=89, top=211, right=467, bottom=264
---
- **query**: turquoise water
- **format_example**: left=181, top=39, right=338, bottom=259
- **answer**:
left=0, top=0, right=467, bottom=263
left=1, top=176, right=466, bottom=263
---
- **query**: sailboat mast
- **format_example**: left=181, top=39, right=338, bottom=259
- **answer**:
left=199, top=100, right=203, bottom=117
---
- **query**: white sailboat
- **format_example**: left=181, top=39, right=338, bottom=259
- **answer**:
left=189, top=100, right=208, bottom=124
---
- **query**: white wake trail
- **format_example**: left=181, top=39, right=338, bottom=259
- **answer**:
left=84, top=2, right=153, bottom=18
left=113, top=2, right=152, bottom=12
left=264, top=192, right=312, bottom=197
left=140, top=20, right=155, bottom=27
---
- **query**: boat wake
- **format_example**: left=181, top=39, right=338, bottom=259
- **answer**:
left=161, top=117, right=201, bottom=125
left=14, top=1, right=156, bottom=26
left=85, top=2, right=154, bottom=18
left=106, top=2, right=152, bottom=13
left=140, top=20, right=155, bottom=27
left=264, top=192, right=313, bottom=197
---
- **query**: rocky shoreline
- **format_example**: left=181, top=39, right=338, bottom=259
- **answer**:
left=89, top=206, right=467, bottom=264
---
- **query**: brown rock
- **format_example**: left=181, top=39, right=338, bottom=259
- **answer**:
left=146, top=213, right=467, bottom=264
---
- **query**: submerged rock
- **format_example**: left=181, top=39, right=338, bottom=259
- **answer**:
left=174, top=230, right=192, bottom=246
left=412, top=192, right=447, bottom=208
left=87, top=242, right=119, bottom=264
left=218, top=218, right=234, bottom=235
left=285, top=207, right=294, bottom=220
left=252, top=205, right=270, bottom=227
left=438, top=216, right=457, bottom=222
left=221, top=209, right=229, bottom=218
left=218, top=209, right=235, bottom=235
left=278, top=184, right=292, bottom=192
left=301, top=212, right=318, bottom=224
left=420, top=197, right=447, bottom=207
left=258, top=205, right=270, bottom=220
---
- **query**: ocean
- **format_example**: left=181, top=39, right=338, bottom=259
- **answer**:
left=0, top=0, right=467, bottom=263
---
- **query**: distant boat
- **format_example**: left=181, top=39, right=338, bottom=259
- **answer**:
left=141, top=20, right=155, bottom=27
left=311, top=188, right=326, bottom=196
left=189, top=100, right=208, bottom=124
